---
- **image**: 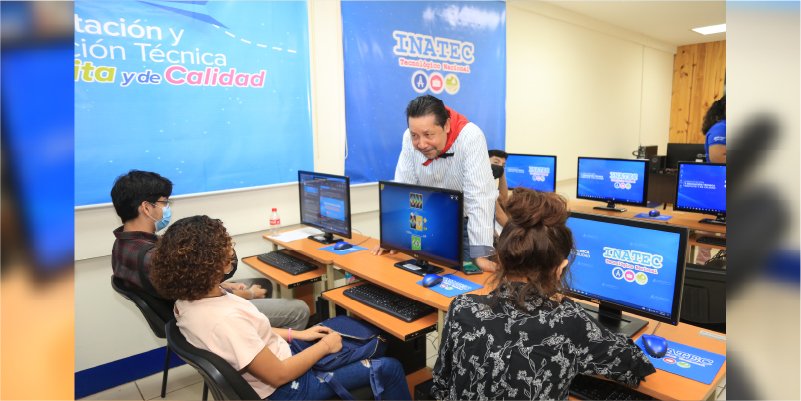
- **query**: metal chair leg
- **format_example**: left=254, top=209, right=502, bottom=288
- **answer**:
left=161, top=347, right=171, bottom=398
left=202, top=382, right=209, bottom=401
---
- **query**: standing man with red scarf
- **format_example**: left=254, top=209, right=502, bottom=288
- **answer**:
left=389, top=95, right=498, bottom=272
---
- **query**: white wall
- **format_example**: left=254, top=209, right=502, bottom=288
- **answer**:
left=506, top=1, right=674, bottom=180
left=75, top=0, right=675, bottom=373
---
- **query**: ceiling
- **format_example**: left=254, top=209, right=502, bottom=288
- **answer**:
left=543, top=1, right=726, bottom=47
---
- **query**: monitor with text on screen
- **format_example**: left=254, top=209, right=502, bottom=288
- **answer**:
left=566, top=212, right=687, bottom=337
left=298, top=171, right=351, bottom=244
left=576, top=157, right=649, bottom=212
left=505, top=154, right=557, bottom=192
left=674, top=162, right=726, bottom=225
left=379, top=181, right=463, bottom=276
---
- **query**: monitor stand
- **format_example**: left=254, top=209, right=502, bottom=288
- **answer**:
left=394, top=258, right=445, bottom=276
left=699, top=214, right=726, bottom=226
left=308, top=232, right=342, bottom=245
left=593, top=201, right=626, bottom=212
left=578, top=303, right=648, bottom=338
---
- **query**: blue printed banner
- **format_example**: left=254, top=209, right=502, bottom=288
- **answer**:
left=342, top=1, right=506, bottom=183
left=635, top=337, right=726, bottom=384
left=418, top=274, right=483, bottom=297
left=75, top=1, right=313, bottom=205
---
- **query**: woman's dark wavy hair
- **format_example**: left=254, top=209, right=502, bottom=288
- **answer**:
left=701, top=95, right=726, bottom=135
left=150, top=215, right=231, bottom=301
left=490, top=188, right=575, bottom=309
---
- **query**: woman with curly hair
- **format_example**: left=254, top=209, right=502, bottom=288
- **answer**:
left=150, top=215, right=411, bottom=400
left=431, top=189, right=655, bottom=400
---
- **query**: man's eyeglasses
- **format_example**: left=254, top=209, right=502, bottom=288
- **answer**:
left=151, top=200, right=172, bottom=207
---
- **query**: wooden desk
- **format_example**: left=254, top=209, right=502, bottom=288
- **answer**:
left=262, top=231, right=373, bottom=316
left=322, top=283, right=437, bottom=341
left=332, top=237, right=491, bottom=337
left=569, top=199, right=726, bottom=235
left=637, top=324, right=727, bottom=400
left=241, top=255, right=324, bottom=312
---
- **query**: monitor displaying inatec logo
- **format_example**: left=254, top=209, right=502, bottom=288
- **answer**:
left=505, top=154, right=557, bottom=192
left=674, top=162, right=726, bottom=225
left=378, top=181, right=463, bottom=275
left=298, top=171, right=351, bottom=244
left=565, top=212, right=687, bottom=337
left=576, top=157, right=649, bottom=212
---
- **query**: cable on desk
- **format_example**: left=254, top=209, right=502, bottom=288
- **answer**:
left=650, top=322, right=662, bottom=335
left=350, top=228, right=372, bottom=247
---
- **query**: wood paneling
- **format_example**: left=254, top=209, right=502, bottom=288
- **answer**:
left=669, top=41, right=725, bottom=144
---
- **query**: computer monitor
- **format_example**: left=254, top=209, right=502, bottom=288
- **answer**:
left=505, top=154, right=557, bottom=192
left=298, top=171, right=352, bottom=244
left=378, top=181, right=463, bottom=276
left=566, top=212, right=688, bottom=337
left=666, top=143, right=705, bottom=169
left=576, top=157, right=649, bottom=212
left=674, top=162, right=726, bottom=225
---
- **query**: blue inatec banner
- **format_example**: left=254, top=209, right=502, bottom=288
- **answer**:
left=342, top=1, right=507, bottom=183
left=75, top=1, right=313, bottom=205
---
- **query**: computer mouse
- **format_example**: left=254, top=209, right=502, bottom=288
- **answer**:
left=333, top=242, right=353, bottom=251
left=649, top=209, right=661, bottom=217
left=641, top=334, right=668, bottom=358
left=421, top=273, right=443, bottom=288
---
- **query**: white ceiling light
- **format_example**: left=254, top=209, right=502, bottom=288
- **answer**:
left=692, top=24, right=726, bottom=35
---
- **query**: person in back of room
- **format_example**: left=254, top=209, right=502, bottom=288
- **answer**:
left=488, top=149, right=509, bottom=237
left=431, top=188, right=655, bottom=400
left=696, top=95, right=726, bottom=263
left=375, top=95, right=498, bottom=272
left=110, top=170, right=310, bottom=330
left=149, top=215, right=412, bottom=400
left=702, top=95, right=726, bottom=164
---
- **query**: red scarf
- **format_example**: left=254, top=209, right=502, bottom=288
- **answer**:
left=422, top=106, right=469, bottom=166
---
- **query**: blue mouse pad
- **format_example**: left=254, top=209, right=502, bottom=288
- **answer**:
left=634, top=337, right=725, bottom=384
left=633, top=212, right=673, bottom=221
left=319, top=244, right=368, bottom=255
left=416, top=274, right=483, bottom=297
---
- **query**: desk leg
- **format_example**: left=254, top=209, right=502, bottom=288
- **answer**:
left=437, top=310, right=445, bottom=339
left=326, top=264, right=337, bottom=318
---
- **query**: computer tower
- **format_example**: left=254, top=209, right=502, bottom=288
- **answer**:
left=414, top=379, right=435, bottom=401
left=384, top=334, right=427, bottom=374
left=649, top=155, right=666, bottom=173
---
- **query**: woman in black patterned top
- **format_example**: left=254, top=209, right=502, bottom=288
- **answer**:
left=432, top=188, right=655, bottom=400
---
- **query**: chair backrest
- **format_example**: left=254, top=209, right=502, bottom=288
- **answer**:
left=111, top=276, right=174, bottom=338
left=165, top=320, right=261, bottom=400
left=681, top=264, right=726, bottom=329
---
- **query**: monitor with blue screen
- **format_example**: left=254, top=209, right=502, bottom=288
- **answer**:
left=298, top=171, right=351, bottom=244
left=674, top=162, right=726, bottom=225
left=379, top=181, right=463, bottom=276
left=576, top=157, right=649, bottom=212
left=566, top=212, right=687, bottom=337
left=505, top=154, right=557, bottom=192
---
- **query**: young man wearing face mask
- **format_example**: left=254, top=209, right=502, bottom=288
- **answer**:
left=110, top=170, right=310, bottom=330
left=488, top=149, right=509, bottom=232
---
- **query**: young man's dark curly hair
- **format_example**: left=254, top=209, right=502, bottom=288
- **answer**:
left=150, top=215, right=232, bottom=301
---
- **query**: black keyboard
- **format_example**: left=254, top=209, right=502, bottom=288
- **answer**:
left=696, top=236, right=726, bottom=247
left=257, top=251, right=318, bottom=275
left=569, top=374, right=655, bottom=400
left=343, top=283, right=436, bottom=323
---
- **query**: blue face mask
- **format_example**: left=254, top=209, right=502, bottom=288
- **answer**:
left=149, top=204, right=171, bottom=232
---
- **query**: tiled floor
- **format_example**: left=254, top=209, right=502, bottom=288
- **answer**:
left=80, top=364, right=205, bottom=401
left=81, top=345, right=727, bottom=400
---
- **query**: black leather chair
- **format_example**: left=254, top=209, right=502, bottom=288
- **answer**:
left=167, top=319, right=376, bottom=401
left=680, top=263, right=726, bottom=333
left=111, top=276, right=175, bottom=398
left=166, top=319, right=261, bottom=400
